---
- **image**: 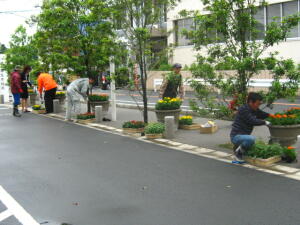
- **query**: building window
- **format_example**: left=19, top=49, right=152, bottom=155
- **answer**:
left=283, top=0, right=299, bottom=38
left=267, top=3, right=281, bottom=24
left=175, top=18, right=194, bottom=46
left=253, top=7, right=265, bottom=40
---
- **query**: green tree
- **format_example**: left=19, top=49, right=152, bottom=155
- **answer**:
left=0, top=44, right=6, bottom=54
left=112, top=0, right=179, bottom=123
left=1, top=25, right=38, bottom=75
left=32, top=0, right=115, bottom=79
left=183, top=0, right=300, bottom=119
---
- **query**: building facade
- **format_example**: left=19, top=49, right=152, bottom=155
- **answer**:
left=0, top=55, right=9, bottom=103
left=167, top=0, right=300, bottom=66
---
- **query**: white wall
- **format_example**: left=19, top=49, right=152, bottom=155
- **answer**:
left=168, top=0, right=300, bottom=65
left=0, top=55, right=10, bottom=103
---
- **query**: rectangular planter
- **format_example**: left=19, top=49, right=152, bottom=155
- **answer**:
left=32, top=109, right=46, bottom=114
left=179, top=123, right=201, bottom=130
left=77, top=118, right=96, bottom=124
left=245, top=155, right=281, bottom=167
left=200, top=125, right=218, bottom=134
left=145, top=133, right=163, bottom=139
left=123, top=128, right=145, bottom=134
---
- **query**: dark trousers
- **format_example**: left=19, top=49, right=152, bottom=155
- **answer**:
left=44, top=88, right=57, bottom=113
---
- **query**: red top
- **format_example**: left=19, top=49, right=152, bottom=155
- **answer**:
left=10, top=71, right=22, bottom=94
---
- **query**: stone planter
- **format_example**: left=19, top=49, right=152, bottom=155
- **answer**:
left=90, top=101, right=110, bottom=114
left=245, top=155, right=281, bottom=167
left=179, top=123, right=201, bottom=130
left=29, top=93, right=37, bottom=106
left=155, top=109, right=181, bottom=128
left=55, top=95, right=66, bottom=105
left=123, top=128, right=145, bottom=134
left=268, top=124, right=300, bottom=146
left=145, top=133, right=163, bottom=139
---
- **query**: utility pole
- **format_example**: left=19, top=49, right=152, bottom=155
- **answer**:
left=110, top=56, right=117, bottom=121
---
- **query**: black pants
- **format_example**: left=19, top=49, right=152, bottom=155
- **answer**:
left=44, top=88, right=57, bottom=113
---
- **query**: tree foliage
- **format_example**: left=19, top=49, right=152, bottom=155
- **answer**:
left=32, top=0, right=115, bottom=79
left=1, top=26, right=38, bottom=75
left=183, top=0, right=300, bottom=119
left=111, top=0, right=179, bottom=123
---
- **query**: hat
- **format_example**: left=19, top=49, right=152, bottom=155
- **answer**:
left=14, top=65, right=22, bottom=71
left=172, top=63, right=182, bottom=69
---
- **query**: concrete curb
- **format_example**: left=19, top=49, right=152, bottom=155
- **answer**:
left=34, top=110, right=300, bottom=182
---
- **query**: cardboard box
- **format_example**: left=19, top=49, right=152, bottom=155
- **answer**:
left=200, top=125, right=218, bottom=134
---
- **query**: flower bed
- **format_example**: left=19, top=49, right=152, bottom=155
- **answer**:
left=267, top=108, right=300, bottom=146
left=122, top=121, right=145, bottom=134
left=245, top=141, right=297, bottom=166
left=179, top=115, right=201, bottom=130
left=32, top=105, right=46, bottom=114
left=56, top=91, right=66, bottom=97
left=89, top=94, right=110, bottom=113
left=145, top=122, right=165, bottom=139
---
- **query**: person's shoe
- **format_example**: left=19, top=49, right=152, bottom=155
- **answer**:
left=103, top=118, right=111, bottom=121
left=233, top=145, right=245, bottom=163
left=24, top=109, right=30, bottom=113
left=13, top=106, right=21, bottom=117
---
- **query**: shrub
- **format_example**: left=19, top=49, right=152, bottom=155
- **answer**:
left=77, top=113, right=95, bottom=120
left=145, top=122, right=165, bottom=134
left=282, top=146, right=297, bottom=163
left=179, top=115, right=193, bottom=125
left=155, top=97, right=182, bottom=110
left=56, top=91, right=66, bottom=97
left=88, top=94, right=109, bottom=102
left=122, top=120, right=145, bottom=129
left=246, top=142, right=283, bottom=159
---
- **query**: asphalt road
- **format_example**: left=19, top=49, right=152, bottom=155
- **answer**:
left=97, top=89, right=300, bottom=113
left=1, top=105, right=300, bottom=225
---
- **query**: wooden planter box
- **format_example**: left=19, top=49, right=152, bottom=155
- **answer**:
left=200, top=125, right=218, bottom=134
left=77, top=118, right=96, bottom=124
left=32, top=109, right=46, bottom=114
left=123, top=128, right=145, bottom=134
left=245, top=155, right=281, bottom=167
left=145, top=133, right=163, bottom=139
left=179, top=123, right=201, bottom=130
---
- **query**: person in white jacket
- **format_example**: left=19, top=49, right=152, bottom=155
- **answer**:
left=65, top=77, right=95, bottom=121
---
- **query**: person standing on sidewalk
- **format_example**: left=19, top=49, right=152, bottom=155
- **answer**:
left=230, top=92, right=270, bottom=162
left=37, top=72, right=58, bottom=113
left=159, top=63, right=184, bottom=100
left=20, top=65, right=32, bottom=113
left=10, top=65, right=23, bottom=117
left=65, top=77, right=95, bottom=122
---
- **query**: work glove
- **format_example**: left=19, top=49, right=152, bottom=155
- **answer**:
left=265, top=121, right=271, bottom=126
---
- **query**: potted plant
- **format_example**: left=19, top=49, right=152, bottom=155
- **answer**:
left=155, top=97, right=182, bottom=128
left=267, top=108, right=300, bottom=146
left=179, top=115, right=201, bottom=130
left=88, top=94, right=109, bottom=113
left=145, top=122, right=165, bottom=139
left=245, top=141, right=283, bottom=167
left=32, top=104, right=46, bottom=114
left=76, top=112, right=96, bottom=124
left=28, top=88, right=37, bottom=105
left=282, top=146, right=297, bottom=163
left=122, top=121, right=145, bottom=134
left=55, top=91, right=66, bottom=104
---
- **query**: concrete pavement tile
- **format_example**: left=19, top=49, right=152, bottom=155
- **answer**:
left=270, top=165, right=300, bottom=174
left=194, top=147, right=215, bottom=154
left=208, top=151, right=232, bottom=158
left=178, top=144, right=198, bottom=150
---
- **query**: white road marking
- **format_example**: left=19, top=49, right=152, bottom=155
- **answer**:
left=0, top=186, right=39, bottom=225
left=0, top=209, right=13, bottom=221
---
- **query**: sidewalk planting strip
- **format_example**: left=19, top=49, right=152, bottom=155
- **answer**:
left=1, top=103, right=299, bottom=182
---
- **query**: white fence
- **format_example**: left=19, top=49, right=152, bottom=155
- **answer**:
left=153, top=78, right=290, bottom=92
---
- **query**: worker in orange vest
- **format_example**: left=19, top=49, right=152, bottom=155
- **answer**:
left=37, top=72, right=58, bottom=113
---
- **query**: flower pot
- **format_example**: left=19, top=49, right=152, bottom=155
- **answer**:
left=55, top=95, right=66, bottom=105
left=123, top=128, right=145, bottom=134
left=179, top=123, right=201, bottom=130
left=244, top=155, right=281, bottom=167
left=90, top=101, right=110, bottom=114
left=268, top=124, right=300, bottom=147
left=145, top=133, right=163, bottom=139
left=155, top=109, right=181, bottom=128
left=29, top=93, right=37, bottom=106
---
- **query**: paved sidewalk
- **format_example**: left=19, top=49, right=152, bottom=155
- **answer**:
left=56, top=103, right=300, bottom=169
